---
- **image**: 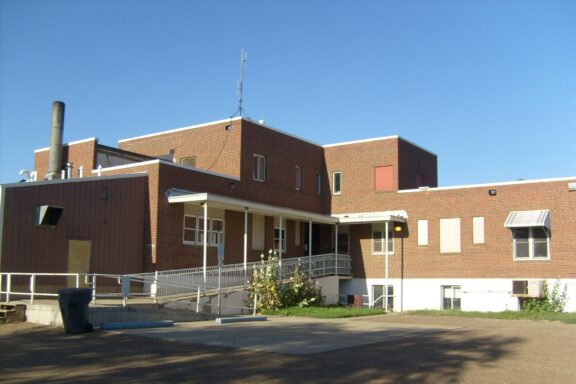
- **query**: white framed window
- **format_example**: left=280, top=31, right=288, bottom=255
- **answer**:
left=274, top=227, right=287, bottom=252
left=183, top=215, right=197, bottom=244
left=333, top=171, right=342, bottom=194
left=253, top=154, right=266, bottom=182
left=372, top=224, right=394, bottom=254
left=295, top=166, right=302, bottom=191
left=417, top=219, right=428, bottom=246
left=440, top=218, right=461, bottom=253
left=512, top=227, right=550, bottom=260
left=183, top=215, right=224, bottom=247
left=473, top=217, right=485, bottom=244
left=442, top=285, right=461, bottom=310
left=211, top=219, right=224, bottom=246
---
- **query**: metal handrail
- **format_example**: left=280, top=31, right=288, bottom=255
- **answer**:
left=0, top=253, right=351, bottom=307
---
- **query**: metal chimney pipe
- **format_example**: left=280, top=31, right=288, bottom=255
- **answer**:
left=46, top=101, right=65, bottom=180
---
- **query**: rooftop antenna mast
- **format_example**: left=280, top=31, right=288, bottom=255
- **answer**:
left=237, top=49, right=248, bottom=117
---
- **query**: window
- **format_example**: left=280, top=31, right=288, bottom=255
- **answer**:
left=372, top=285, right=394, bottom=310
left=180, top=156, right=196, bottom=167
left=274, top=228, right=286, bottom=252
left=372, top=224, right=394, bottom=254
left=183, top=215, right=197, bottom=243
left=337, top=227, right=349, bottom=254
left=374, top=166, right=394, bottom=192
left=253, top=154, right=266, bottom=182
left=442, top=285, right=461, bottom=310
left=417, top=219, right=428, bottom=246
left=183, top=215, right=225, bottom=246
left=473, top=217, right=485, bottom=244
left=512, top=227, right=550, bottom=260
left=333, top=171, right=342, bottom=194
left=295, top=166, right=302, bottom=191
left=440, top=218, right=461, bottom=253
left=315, top=173, right=322, bottom=194
left=211, top=219, right=224, bottom=246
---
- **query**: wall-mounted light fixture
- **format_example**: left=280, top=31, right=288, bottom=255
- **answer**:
left=489, top=189, right=497, bottom=196
left=394, top=224, right=403, bottom=232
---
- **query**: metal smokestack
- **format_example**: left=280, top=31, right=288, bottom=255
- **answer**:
left=46, top=101, right=65, bottom=180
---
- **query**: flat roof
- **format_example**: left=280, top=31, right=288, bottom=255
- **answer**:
left=399, top=176, right=576, bottom=193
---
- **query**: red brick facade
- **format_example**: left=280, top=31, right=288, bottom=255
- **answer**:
left=5, top=117, right=576, bottom=287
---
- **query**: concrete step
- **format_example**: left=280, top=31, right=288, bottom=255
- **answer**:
left=0, top=303, right=27, bottom=323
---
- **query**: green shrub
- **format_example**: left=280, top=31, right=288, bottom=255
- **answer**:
left=522, top=279, right=568, bottom=313
left=247, top=250, right=324, bottom=311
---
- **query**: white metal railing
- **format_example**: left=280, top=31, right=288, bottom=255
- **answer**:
left=0, top=253, right=351, bottom=307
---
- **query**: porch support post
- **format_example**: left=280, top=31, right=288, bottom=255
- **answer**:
left=243, top=207, right=248, bottom=282
left=308, top=220, right=312, bottom=277
left=335, top=224, right=339, bottom=276
left=385, top=221, right=389, bottom=312
left=279, top=215, right=283, bottom=277
left=203, top=202, right=208, bottom=283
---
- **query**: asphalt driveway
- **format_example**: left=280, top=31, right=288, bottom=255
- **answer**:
left=1, top=314, right=575, bottom=383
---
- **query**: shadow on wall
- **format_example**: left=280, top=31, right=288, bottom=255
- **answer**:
left=2, top=321, right=522, bottom=383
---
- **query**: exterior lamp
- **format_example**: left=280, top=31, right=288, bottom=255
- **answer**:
left=394, top=225, right=403, bottom=232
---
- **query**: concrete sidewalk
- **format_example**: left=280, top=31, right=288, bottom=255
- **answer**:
left=115, top=315, right=460, bottom=355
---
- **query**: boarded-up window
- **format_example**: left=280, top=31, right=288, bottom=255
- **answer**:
left=473, top=217, right=485, bottom=244
left=252, top=214, right=265, bottom=250
left=375, top=166, right=394, bottom=192
left=417, top=219, right=429, bottom=246
left=440, top=218, right=461, bottom=253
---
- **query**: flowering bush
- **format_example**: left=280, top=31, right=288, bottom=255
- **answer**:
left=247, top=250, right=324, bottom=311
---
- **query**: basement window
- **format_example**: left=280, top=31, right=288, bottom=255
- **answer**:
left=36, top=205, right=63, bottom=228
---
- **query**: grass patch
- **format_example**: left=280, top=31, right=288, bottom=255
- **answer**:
left=262, top=306, right=388, bottom=319
left=408, top=310, right=576, bottom=324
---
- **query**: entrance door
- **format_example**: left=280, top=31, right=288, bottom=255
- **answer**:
left=304, top=223, right=321, bottom=256
left=67, top=240, right=91, bottom=287
left=442, top=285, right=461, bottom=310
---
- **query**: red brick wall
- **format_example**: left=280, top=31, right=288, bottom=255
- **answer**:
left=239, top=120, right=329, bottom=214
left=118, top=120, right=243, bottom=178
left=324, top=138, right=399, bottom=213
left=351, top=179, right=576, bottom=280
left=34, top=139, right=98, bottom=180
left=397, top=139, right=438, bottom=189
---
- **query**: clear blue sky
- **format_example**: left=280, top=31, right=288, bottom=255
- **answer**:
left=1, top=0, right=575, bottom=186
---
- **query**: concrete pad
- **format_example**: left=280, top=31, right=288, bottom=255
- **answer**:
left=117, top=315, right=460, bottom=355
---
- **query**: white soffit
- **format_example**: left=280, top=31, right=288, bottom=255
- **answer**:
left=334, top=210, right=408, bottom=224
left=504, top=210, right=551, bottom=230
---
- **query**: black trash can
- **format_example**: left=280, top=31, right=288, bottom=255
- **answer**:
left=57, top=288, right=93, bottom=334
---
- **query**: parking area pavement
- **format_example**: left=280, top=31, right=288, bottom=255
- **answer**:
left=2, top=314, right=576, bottom=383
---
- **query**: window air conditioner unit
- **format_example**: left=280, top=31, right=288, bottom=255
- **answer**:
left=512, top=280, right=545, bottom=298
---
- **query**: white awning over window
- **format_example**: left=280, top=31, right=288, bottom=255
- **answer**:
left=504, top=210, right=551, bottom=230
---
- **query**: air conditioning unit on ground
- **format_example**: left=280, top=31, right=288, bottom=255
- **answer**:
left=512, top=280, right=545, bottom=298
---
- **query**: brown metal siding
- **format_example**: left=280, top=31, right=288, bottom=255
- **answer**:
left=1, top=175, right=147, bottom=274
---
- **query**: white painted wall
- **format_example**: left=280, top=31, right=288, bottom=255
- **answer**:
left=340, top=278, right=576, bottom=313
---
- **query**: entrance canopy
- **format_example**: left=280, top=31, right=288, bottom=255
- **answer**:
left=332, top=210, right=408, bottom=224
left=166, top=189, right=338, bottom=224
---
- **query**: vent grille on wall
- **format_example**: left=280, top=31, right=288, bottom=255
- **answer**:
left=36, top=205, right=63, bottom=227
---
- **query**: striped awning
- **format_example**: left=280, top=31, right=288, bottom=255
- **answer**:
left=504, top=210, right=551, bottom=230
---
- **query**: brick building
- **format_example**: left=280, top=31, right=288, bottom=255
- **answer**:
left=1, top=116, right=575, bottom=311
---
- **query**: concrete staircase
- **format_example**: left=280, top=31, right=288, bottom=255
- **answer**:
left=0, top=303, right=27, bottom=324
